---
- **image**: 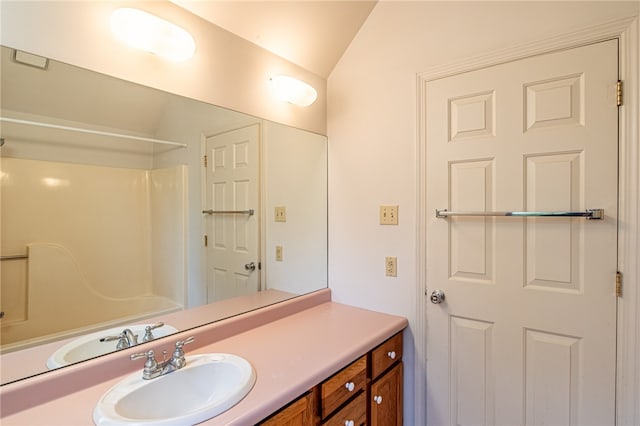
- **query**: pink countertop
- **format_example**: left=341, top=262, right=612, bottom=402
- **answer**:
left=0, top=289, right=408, bottom=425
left=1, top=289, right=300, bottom=384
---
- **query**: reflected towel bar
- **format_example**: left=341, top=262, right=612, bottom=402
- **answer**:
left=435, top=208, right=604, bottom=220
left=202, top=209, right=254, bottom=216
left=1, top=254, right=29, bottom=261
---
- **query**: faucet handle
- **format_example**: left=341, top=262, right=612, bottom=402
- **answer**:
left=131, top=350, right=161, bottom=380
left=171, top=337, right=194, bottom=369
left=175, top=336, right=195, bottom=349
left=142, top=322, right=165, bottom=342
left=101, top=332, right=132, bottom=350
left=131, top=350, right=157, bottom=368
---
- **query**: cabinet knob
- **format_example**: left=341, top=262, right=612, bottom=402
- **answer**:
left=374, top=395, right=383, bottom=405
left=344, top=421, right=354, bottom=426
left=387, top=351, right=396, bottom=359
left=344, top=381, right=355, bottom=392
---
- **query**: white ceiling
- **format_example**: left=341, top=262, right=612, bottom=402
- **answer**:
left=171, top=1, right=377, bottom=78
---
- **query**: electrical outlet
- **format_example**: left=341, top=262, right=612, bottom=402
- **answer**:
left=275, top=206, right=286, bottom=222
left=385, top=256, right=397, bottom=277
left=275, top=245, right=283, bottom=261
left=380, top=205, right=399, bottom=225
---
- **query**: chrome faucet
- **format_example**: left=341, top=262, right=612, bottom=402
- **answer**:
left=100, top=328, right=139, bottom=350
left=131, top=336, right=195, bottom=380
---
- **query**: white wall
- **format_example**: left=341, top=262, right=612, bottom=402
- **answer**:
left=0, top=0, right=326, bottom=135
left=263, top=121, right=328, bottom=294
left=327, top=2, right=640, bottom=424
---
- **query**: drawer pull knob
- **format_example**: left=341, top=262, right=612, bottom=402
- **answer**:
left=387, top=351, right=396, bottom=359
left=344, top=421, right=355, bottom=426
left=345, top=381, right=355, bottom=392
left=374, top=395, right=383, bottom=404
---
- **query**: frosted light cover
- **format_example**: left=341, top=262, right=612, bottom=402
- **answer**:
left=110, top=8, right=195, bottom=62
left=270, top=75, right=318, bottom=107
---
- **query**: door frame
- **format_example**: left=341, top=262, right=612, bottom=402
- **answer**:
left=415, top=16, right=639, bottom=425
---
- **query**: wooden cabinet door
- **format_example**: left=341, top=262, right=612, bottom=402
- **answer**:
left=260, top=389, right=318, bottom=426
left=370, top=363, right=402, bottom=426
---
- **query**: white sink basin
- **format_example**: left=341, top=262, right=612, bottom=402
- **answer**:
left=93, top=353, right=256, bottom=425
left=46, top=324, right=178, bottom=369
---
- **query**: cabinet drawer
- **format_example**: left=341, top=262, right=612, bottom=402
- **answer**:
left=322, top=392, right=366, bottom=426
left=371, top=332, right=402, bottom=379
left=321, top=355, right=367, bottom=418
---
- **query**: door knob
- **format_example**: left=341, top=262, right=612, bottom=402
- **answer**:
left=244, top=262, right=256, bottom=272
left=430, top=289, right=445, bottom=304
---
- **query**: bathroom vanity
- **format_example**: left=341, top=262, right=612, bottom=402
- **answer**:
left=0, top=289, right=407, bottom=425
left=259, top=331, right=403, bottom=425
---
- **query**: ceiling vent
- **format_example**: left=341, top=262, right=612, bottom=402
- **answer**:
left=13, top=50, right=49, bottom=70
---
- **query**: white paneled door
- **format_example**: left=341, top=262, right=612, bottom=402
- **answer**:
left=205, top=124, right=260, bottom=303
left=425, top=40, right=619, bottom=425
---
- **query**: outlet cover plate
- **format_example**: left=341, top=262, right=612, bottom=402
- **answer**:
left=385, top=256, right=397, bottom=277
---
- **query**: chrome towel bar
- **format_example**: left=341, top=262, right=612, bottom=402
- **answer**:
left=202, top=209, right=254, bottom=216
left=435, top=208, right=604, bottom=220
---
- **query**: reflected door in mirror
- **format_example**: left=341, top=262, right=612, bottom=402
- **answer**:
left=205, top=124, right=260, bottom=302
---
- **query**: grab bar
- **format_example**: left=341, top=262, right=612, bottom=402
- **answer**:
left=1, top=254, right=29, bottom=261
left=202, top=209, right=254, bottom=216
left=435, top=208, right=604, bottom=220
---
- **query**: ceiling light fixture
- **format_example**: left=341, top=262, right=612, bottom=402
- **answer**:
left=270, top=75, right=318, bottom=107
left=110, top=8, right=195, bottom=62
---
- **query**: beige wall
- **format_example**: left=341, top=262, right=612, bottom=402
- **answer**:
left=0, top=0, right=326, bottom=135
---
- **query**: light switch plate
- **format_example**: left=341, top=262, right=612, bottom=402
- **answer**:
left=275, top=206, right=286, bottom=222
left=380, top=205, right=399, bottom=225
left=275, top=245, right=283, bottom=261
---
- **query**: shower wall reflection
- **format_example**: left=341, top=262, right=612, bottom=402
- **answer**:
left=1, top=157, right=186, bottom=350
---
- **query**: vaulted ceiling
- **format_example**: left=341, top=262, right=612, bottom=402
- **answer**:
left=171, top=1, right=377, bottom=78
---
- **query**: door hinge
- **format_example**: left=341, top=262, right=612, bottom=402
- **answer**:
left=203, top=155, right=208, bottom=168
left=204, top=235, right=208, bottom=247
left=616, top=80, right=623, bottom=107
left=616, top=271, right=622, bottom=297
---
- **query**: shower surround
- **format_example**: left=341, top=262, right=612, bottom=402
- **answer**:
left=0, top=158, right=186, bottom=349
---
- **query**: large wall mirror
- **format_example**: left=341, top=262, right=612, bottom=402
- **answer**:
left=0, top=45, right=327, bottom=384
